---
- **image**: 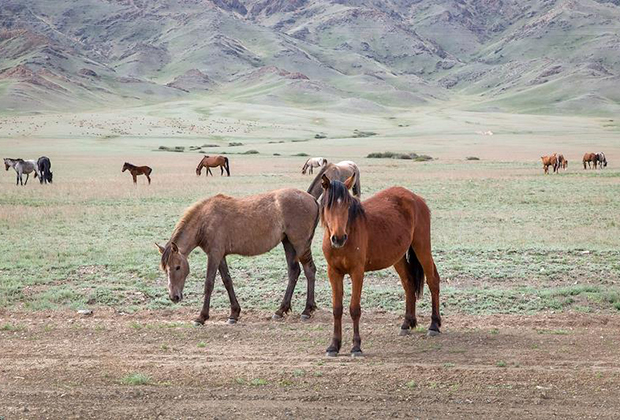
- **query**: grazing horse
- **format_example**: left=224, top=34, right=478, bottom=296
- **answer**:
left=4, top=158, right=38, bottom=186
left=122, top=162, right=152, bottom=184
left=302, top=157, right=327, bottom=174
left=319, top=174, right=441, bottom=357
left=307, top=160, right=361, bottom=199
left=541, top=154, right=558, bottom=174
left=196, top=155, right=230, bottom=177
left=37, top=156, right=53, bottom=184
left=583, top=152, right=599, bottom=169
left=557, top=154, right=568, bottom=171
left=156, top=188, right=319, bottom=324
left=597, top=152, right=608, bottom=169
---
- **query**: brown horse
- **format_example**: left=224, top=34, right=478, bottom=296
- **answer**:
left=307, top=160, right=361, bottom=199
left=122, top=162, right=152, bottom=184
left=196, top=155, right=230, bottom=176
left=156, top=188, right=319, bottom=325
left=583, top=152, right=599, bottom=169
left=557, top=154, right=568, bottom=171
left=541, top=154, right=558, bottom=174
left=319, top=174, right=441, bottom=357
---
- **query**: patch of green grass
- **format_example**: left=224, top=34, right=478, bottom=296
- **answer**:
left=120, top=373, right=152, bottom=386
left=405, top=380, right=417, bottom=389
left=250, top=378, right=268, bottom=386
left=496, top=360, right=507, bottom=368
left=0, top=323, right=24, bottom=331
left=293, top=369, right=305, bottom=377
left=197, top=341, right=206, bottom=348
left=443, top=363, right=455, bottom=368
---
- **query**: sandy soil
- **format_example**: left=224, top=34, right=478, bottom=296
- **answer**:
left=1, top=309, right=619, bottom=419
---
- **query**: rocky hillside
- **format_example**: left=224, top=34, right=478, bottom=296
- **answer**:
left=1, top=0, right=619, bottom=114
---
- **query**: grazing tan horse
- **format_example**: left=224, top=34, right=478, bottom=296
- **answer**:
left=302, top=157, right=327, bottom=174
left=157, top=188, right=319, bottom=325
left=583, top=152, right=599, bottom=169
left=196, top=155, right=230, bottom=176
left=557, top=154, right=568, bottom=171
left=319, top=174, right=441, bottom=357
left=122, top=162, right=152, bottom=184
left=541, top=154, right=558, bottom=174
left=307, top=160, right=361, bottom=199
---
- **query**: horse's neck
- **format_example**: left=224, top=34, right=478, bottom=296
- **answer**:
left=170, top=221, right=201, bottom=257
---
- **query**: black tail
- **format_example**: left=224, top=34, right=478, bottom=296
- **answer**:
left=224, top=157, right=230, bottom=176
left=405, top=246, right=425, bottom=298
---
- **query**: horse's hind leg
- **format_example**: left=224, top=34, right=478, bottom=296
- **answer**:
left=413, top=241, right=441, bottom=335
left=394, top=257, right=417, bottom=335
left=24, top=173, right=29, bottom=185
left=273, top=238, right=302, bottom=319
left=218, top=257, right=241, bottom=323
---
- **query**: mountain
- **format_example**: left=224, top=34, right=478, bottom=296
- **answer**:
left=1, top=0, right=619, bottom=115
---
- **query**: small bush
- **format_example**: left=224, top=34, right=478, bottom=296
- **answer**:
left=294, top=152, right=309, bottom=157
left=228, top=142, right=243, bottom=147
left=158, top=146, right=185, bottom=152
left=466, top=156, right=480, bottom=161
left=201, top=144, right=220, bottom=148
left=367, top=152, right=433, bottom=161
left=273, top=153, right=281, bottom=156
left=242, top=150, right=259, bottom=155
left=353, top=129, right=377, bottom=138
left=314, top=134, right=327, bottom=139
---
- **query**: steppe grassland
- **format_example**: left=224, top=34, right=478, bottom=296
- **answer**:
left=1, top=101, right=619, bottom=316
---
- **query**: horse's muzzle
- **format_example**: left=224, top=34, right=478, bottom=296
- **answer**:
left=330, top=234, right=348, bottom=248
left=170, top=292, right=183, bottom=303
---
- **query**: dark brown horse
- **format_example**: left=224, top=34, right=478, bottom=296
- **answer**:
left=157, top=188, right=319, bottom=325
left=196, top=155, right=230, bottom=177
left=319, top=174, right=441, bottom=357
left=541, top=154, right=558, bottom=174
left=557, top=154, right=568, bottom=171
left=307, top=160, right=361, bottom=199
left=122, top=162, right=152, bottom=184
left=583, top=152, right=599, bottom=169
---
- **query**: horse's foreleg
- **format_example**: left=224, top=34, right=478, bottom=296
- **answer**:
left=349, top=269, right=364, bottom=356
left=300, top=256, right=318, bottom=319
left=132, top=173, right=137, bottom=184
left=207, top=167, right=213, bottom=176
left=218, top=257, right=241, bottom=323
left=194, top=255, right=220, bottom=325
left=146, top=174, right=151, bottom=185
left=273, top=239, right=302, bottom=319
left=24, top=173, right=29, bottom=185
left=326, top=266, right=344, bottom=357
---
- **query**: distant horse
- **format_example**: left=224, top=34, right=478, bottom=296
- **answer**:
left=597, top=152, right=608, bottom=169
left=196, top=155, right=230, bottom=177
left=301, top=157, right=327, bottom=174
left=157, top=188, right=319, bottom=325
left=4, top=158, right=38, bottom=186
left=37, top=156, right=53, bottom=184
left=583, top=153, right=599, bottom=169
left=319, top=173, right=441, bottom=357
left=541, top=154, right=558, bottom=174
left=557, top=154, right=568, bottom=171
left=122, top=162, right=152, bottom=184
left=307, top=160, right=361, bottom=199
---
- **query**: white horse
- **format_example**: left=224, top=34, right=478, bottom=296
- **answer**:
left=4, top=158, right=39, bottom=186
left=301, top=157, right=327, bottom=175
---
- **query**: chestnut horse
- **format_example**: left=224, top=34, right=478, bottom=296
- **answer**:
left=319, top=174, right=441, bottom=357
left=541, top=154, right=558, bottom=174
left=583, top=152, right=599, bottom=169
left=307, top=160, right=361, bottom=199
left=196, top=155, right=230, bottom=176
left=557, top=154, right=568, bottom=171
left=157, top=188, right=319, bottom=325
left=122, top=162, right=152, bottom=184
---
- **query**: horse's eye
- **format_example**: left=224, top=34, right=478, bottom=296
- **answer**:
left=175, top=266, right=181, bottom=271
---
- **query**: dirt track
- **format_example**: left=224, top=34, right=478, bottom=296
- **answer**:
left=1, top=309, right=619, bottom=419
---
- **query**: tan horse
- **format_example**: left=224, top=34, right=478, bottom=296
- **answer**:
left=583, top=153, right=599, bottom=169
left=319, top=174, right=440, bottom=357
left=122, top=162, right=152, bottom=184
left=302, top=157, right=327, bottom=174
left=196, top=155, right=230, bottom=176
left=157, top=188, right=319, bottom=325
left=541, top=154, right=558, bottom=174
left=307, top=160, right=361, bottom=199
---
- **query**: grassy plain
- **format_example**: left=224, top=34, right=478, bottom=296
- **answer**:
left=1, top=102, right=619, bottom=318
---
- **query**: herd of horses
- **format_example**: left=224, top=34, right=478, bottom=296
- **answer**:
left=541, top=151, right=608, bottom=174
left=3, top=157, right=53, bottom=185
left=156, top=157, right=434, bottom=356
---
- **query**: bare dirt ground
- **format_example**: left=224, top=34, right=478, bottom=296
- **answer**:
left=2, top=309, right=619, bottom=419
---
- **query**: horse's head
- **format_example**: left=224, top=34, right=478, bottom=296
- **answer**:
left=157, top=242, right=190, bottom=303
left=320, top=173, right=361, bottom=248
left=48, top=172, right=53, bottom=183
left=4, top=158, right=11, bottom=171
left=122, top=162, right=129, bottom=172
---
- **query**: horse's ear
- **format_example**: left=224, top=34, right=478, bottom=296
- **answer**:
left=321, top=174, right=330, bottom=190
left=344, top=173, right=356, bottom=190
left=156, top=243, right=165, bottom=254
left=170, top=242, right=179, bottom=253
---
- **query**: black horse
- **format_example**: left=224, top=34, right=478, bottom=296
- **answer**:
left=37, top=156, right=53, bottom=184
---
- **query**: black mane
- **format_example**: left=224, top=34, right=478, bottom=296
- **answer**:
left=320, top=179, right=365, bottom=224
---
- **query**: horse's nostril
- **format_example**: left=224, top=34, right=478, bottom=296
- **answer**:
left=331, top=235, right=337, bottom=244
left=342, top=234, right=348, bottom=242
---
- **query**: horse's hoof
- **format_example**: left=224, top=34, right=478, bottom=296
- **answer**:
left=399, top=328, right=411, bottom=336
left=226, top=318, right=237, bottom=325
left=271, top=313, right=283, bottom=321
left=351, top=350, right=363, bottom=358
left=192, top=320, right=204, bottom=327
left=325, top=351, right=338, bottom=358
left=427, top=329, right=441, bottom=337
left=300, top=314, right=311, bottom=321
